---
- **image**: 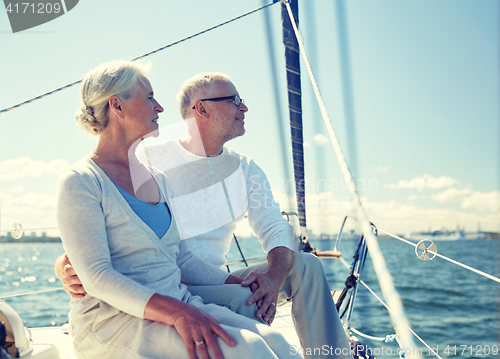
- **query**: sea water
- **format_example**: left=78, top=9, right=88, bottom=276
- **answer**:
left=1, top=239, right=499, bottom=358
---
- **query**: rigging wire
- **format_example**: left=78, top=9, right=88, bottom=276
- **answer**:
left=282, top=1, right=421, bottom=356
left=378, top=229, right=500, bottom=284
left=338, top=257, right=443, bottom=359
left=0, top=1, right=280, bottom=114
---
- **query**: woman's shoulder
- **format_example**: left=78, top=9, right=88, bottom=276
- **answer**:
left=57, top=157, right=103, bottom=191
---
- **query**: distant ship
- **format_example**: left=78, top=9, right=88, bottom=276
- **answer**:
left=405, top=226, right=466, bottom=241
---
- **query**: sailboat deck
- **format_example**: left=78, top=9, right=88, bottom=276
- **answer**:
left=26, top=302, right=307, bottom=359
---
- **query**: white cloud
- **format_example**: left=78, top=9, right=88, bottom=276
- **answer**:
left=235, top=190, right=500, bottom=237
left=303, top=141, right=311, bottom=148
left=385, top=174, right=457, bottom=191
left=375, top=166, right=389, bottom=173
left=0, top=156, right=70, bottom=181
left=0, top=189, right=58, bottom=236
left=313, top=133, right=329, bottom=147
left=461, top=190, right=500, bottom=212
left=359, top=199, right=499, bottom=234
left=7, top=186, right=25, bottom=194
left=431, top=188, right=473, bottom=203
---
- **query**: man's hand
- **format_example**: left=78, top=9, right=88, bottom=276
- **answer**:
left=240, top=247, right=294, bottom=324
left=54, top=253, right=86, bottom=300
left=240, top=272, right=281, bottom=324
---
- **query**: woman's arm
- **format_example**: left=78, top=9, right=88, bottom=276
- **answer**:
left=56, top=170, right=155, bottom=318
left=57, top=170, right=236, bottom=358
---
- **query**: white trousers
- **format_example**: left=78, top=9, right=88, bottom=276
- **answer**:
left=188, top=252, right=351, bottom=359
left=69, top=296, right=296, bottom=359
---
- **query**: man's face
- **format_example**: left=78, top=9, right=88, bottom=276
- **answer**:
left=208, top=80, right=249, bottom=143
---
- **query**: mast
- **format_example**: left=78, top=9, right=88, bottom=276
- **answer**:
left=281, top=0, right=311, bottom=251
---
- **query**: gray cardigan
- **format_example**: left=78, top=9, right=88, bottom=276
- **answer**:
left=56, top=157, right=230, bottom=320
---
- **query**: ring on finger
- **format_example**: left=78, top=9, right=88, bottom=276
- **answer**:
left=195, top=341, right=204, bottom=346
left=271, top=302, right=276, bottom=306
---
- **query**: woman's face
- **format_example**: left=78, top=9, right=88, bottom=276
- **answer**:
left=122, top=76, right=163, bottom=139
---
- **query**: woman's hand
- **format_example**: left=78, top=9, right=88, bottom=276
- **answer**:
left=144, top=293, right=236, bottom=359
left=54, top=253, right=86, bottom=300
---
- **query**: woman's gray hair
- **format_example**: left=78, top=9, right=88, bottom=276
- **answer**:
left=176, top=72, right=231, bottom=119
left=75, top=60, right=151, bottom=135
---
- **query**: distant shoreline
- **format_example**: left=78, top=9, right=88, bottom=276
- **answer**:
left=0, top=236, right=62, bottom=243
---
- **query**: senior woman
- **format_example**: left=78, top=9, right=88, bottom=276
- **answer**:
left=56, top=61, right=293, bottom=359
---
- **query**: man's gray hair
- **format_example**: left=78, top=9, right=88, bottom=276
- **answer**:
left=177, top=72, right=231, bottom=119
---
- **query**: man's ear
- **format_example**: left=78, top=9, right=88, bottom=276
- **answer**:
left=109, top=96, right=124, bottom=119
left=193, top=101, right=210, bottom=119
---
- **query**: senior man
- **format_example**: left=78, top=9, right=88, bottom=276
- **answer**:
left=56, top=73, right=351, bottom=359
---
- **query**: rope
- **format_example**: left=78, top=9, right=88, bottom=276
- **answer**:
left=338, top=257, right=442, bottom=358
left=349, top=327, right=393, bottom=342
left=0, top=1, right=279, bottom=114
left=339, top=250, right=442, bottom=359
left=378, top=229, right=500, bottom=284
left=358, top=279, right=443, bottom=359
left=0, top=287, right=65, bottom=299
left=283, top=2, right=421, bottom=356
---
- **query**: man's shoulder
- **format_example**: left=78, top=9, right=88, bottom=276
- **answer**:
left=223, top=146, right=268, bottom=177
left=223, top=146, right=251, bottom=164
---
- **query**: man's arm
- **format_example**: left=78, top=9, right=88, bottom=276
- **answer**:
left=240, top=160, right=296, bottom=323
left=240, top=246, right=294, bottom=324
left=56, top=251, right=245, bottom=297
left=54, top=253, right=86, bottom=300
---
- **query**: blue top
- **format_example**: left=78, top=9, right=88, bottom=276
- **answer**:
left=113, top=182, right=171, bottom=238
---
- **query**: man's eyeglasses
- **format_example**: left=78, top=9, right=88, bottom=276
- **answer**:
left=192, top=95, right=245, bottom=109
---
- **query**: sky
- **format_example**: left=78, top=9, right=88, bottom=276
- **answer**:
left=0, top=0, right=498, bottom=238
